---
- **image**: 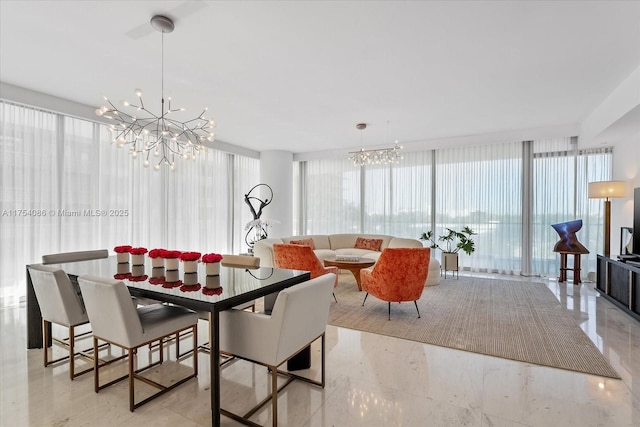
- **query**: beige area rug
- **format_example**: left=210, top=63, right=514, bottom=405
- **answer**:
left=329, top=274, right=620, bottom=379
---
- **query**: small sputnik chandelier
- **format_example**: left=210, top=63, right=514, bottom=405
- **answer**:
left=95, top=15, right=215, bottom=171
left=348, top=123, right=403, bottom=167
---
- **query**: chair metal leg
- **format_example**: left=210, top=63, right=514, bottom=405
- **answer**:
left=414, top=301, right=421, bottom=318
left=93, top=337, right=100, bottom=393
left=362, top=293, right=369, bottom=306
left=333, top=292, right=338, bottom=303
left=271, top=361, right=278, bottom=427
left=388, top=302, right=391, bottom=321
left=128, top=348, right=135, bottom=412
left=69, top=325, right=75, bottom=380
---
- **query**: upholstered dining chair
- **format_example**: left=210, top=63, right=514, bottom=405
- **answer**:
left=27, top=265, right=94, bottom=380
left=273, top=243, right=339, bottom=302
left=361, top=247, right=431, bottom=320
left=219, top=273, right=335, bottom=427
left=191, top=255, right=260, bottom=356
left=42, top=249, right=109, bottom=264
left=78, top=275, right=198, bottom=412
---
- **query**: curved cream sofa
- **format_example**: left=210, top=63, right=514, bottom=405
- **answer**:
left=254, top=233, right=440, bottom=286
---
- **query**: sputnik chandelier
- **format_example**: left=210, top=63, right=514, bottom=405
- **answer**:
left=95, top=15, right=215, bottom=171
left=348, top=123, right=403, bottom=167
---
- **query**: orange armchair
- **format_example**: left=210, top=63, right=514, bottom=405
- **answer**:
left=273, top=244, right=339, bottom=301
left=361, top=247, right=431, bottom=320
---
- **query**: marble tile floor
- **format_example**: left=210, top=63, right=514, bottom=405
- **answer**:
left=1, top=273, right=639, bottom=426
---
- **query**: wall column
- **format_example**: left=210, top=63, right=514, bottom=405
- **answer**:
left=260, top=150, right=293, bottom=238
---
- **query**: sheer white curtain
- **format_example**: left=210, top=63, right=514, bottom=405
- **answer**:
left=0, top=101, right=259, bottom=306
left=363, top=151, right=433, bottom=238
left=532, top=137, right=611, bottom=277
left=298, top=158, right=361, bottom=234
left=435, top=142, right=523, bottom=274
left=1, top=103, right=58, bottom=305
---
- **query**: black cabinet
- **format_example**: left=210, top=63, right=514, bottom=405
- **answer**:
left=596, top=255, right=640, bottom=321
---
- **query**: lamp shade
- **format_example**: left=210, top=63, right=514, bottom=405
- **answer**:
left=588, top=181, right=626, bottom=199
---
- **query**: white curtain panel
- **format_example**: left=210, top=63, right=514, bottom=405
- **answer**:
left=435, top=142, right=523, bottom=275
left=532, top=137, right=611, bottom=277
left=0, top=101, right=258, bottom=306
left=297, top=139, right=611, bottom=279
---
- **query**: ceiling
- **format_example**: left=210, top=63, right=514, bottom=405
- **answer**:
left=1, top=1, right=639, bottom=154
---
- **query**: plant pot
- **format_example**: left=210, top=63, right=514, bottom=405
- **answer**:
left=183, top=260, right=198, bottom=273
left=206, top=262, right=220, bottom=276
left=151, top=258, right=164, bottom=268
left=131, top=254, right=144, bottom=265
left=117, top=253, right=129, bottom=263
left=441, top=252, right=459, bottom=272
left=165, top=258, right=179, bottom=270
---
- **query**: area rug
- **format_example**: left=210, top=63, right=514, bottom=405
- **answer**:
left=329, top=275, right=620, bottom=379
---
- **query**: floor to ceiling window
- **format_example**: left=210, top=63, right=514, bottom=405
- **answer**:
left=0, top=100, right=258, bottom=306
left=296, top=138, right=611, bottom=278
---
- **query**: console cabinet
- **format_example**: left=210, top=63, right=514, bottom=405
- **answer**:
left=596, top=255, right=640, bottom=321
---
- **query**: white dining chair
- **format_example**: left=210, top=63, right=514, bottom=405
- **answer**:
left=78, top=275, right=199, bottom=412
left=218, top=273, right=335, bottom=426
left=27, top=265, right=94, bottom=380
left=42, top=249, right=109, bottom=264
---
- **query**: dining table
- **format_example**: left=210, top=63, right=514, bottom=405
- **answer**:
left=26, top=256, right=311, bottom=427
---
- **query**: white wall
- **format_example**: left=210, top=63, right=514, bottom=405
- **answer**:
left=611, top=132, right=640, bottom=255
left=259, top=150, right=293, bottom=238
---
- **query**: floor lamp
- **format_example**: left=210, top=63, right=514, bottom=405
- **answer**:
left=588, top=180, right=627, bottom=257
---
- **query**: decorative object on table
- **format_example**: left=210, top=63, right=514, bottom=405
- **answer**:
left=129, top=247, right=148, bottom=265
left=244, top=183, right=276, bottom=253
left=348, top=122, right=403, bottom=167
left=114, top=245, right=132, bottom=263
left=202, top=253, right=223, bottom=275
left=588, top=180, right=627, bottom=257
left=419, top=227, right=476, bottom=278
left=131, top=265, right=146, bottom=278
left=161, top=249, right=182, bottom=270
left=148, top=248, right=165, bottom=267
left=179, top=251, right=201, bottom=273
left=551, top=220, right=590, bottom=285
left=95, top=15, right=215, bottom=171
left=182, top=271, right=199, bottom=286
left=205, top=275, right=221, bottom=289
left=202, top=285, right=223, bottom=296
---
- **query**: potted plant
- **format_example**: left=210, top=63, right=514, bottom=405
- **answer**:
left=419, top=226, right=476, bottom=274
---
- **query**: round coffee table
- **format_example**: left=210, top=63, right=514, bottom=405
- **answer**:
left=324, top=257, right=375, bottom=291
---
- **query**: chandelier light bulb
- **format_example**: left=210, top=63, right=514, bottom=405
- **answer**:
left=154, top=164, right=160, bottom=171
left=143, top=159, right=150, bottom=168
left=135, top=88, right=142, bottom=97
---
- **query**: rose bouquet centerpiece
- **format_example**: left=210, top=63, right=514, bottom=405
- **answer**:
left=129, top=247, right=148, bottom=265
left=114, top=245, right=132, bottom=263
left=202, top=253, right=223, bottom=276
left=180, top=251, right=201, bottom=274
left=161, top=250, right=182, bottom=270
left=148, top=248, right=165, bottom=268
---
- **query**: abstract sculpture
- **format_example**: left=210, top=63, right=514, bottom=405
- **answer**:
left=551, top=219, right=589, bottom=284
left=244, top=184, right=274, bottom=251
left=551, top=220, right=590, bottom=254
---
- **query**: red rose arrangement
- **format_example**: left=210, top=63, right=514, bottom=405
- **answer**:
left=162, top=280, right=182, bottom=289
left=160, top=250, right=182, bottom=259
left=149, top=276, right=165, bottom=285
left=114, top=245, right=132, bottom=253
left=179, top=252, right=202, bottom=262
left=129, top=247, right=148, bottom=255
left=128, top=274, right=148, bottom=282
left=114, top=273, right=132, bottom=280
left=202, top=286, right=223, bottom=296
left=180, top=283, right=201, bottom=292
left=202, top=253, right=223, bottom=263
left=148, top=248, right=164, bottom=258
